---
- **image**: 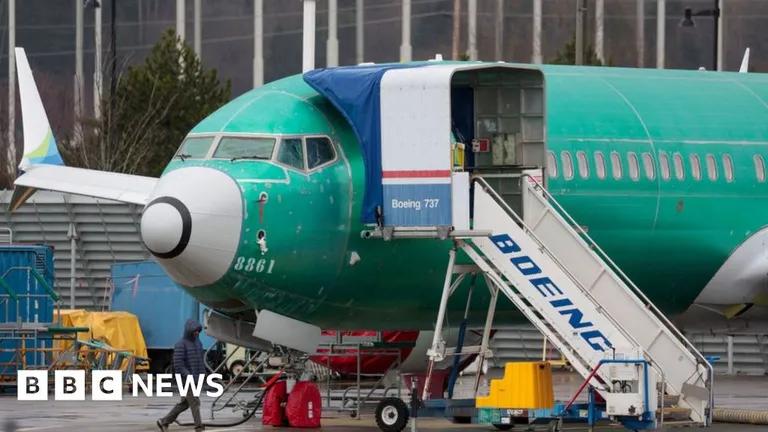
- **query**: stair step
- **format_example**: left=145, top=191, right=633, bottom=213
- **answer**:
left=658, top=420, right=701, bottom=427
left=661, top=394, right=680, bottom=406
left=470, top=180, right=711, bottom=424
left=659, top=407, right=692, bottom=421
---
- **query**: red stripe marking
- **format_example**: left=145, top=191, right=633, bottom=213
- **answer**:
left=382, top=170, right=452, bottom=178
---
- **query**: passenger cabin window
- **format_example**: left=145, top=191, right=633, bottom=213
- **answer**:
left=673, top=153, right=685, bottom=180
left=641, top=152, right=655, bottom=180
left=690, top=154, right=701, bottom=181
left=561, top=151, right=574, bottom=180
left=176, top=136, right=214, bottom=159
left=706, top=154, right=718, bottom=181
left=576, top=151, right=589, bottom=179
left=546, top=151, right=558, bottom=178
left=627, top=152, right=639, bottom=181
left=277, top=138, right=305, bottom=170
left=214, top=136, right=276, bottom=160
left=755, top=155, right=766, bottom=182
left=610, top=151, right=622, bottom=180
left=594, top=152, right=606, bottom=179
left=306, top=137, right=336, bottom=170
left=659, top=152, right=670, bottom=180
left=723, top=154, right=734, bottom=182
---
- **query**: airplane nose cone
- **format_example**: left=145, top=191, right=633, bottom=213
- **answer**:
left=141, top=167, right=243, bottom=287
left=141, top=197, right=190, bottom=259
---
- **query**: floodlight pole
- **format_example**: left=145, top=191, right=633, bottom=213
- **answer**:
left=176, top=0, right=185, bottom=42
left=7, top=0, right=15, bottom=175
left=575, top=0, right=585, bottom=65
left=75, top=0, right=84, bottom=145
left=400, top=0, right=412, bottom=62
left=657, top=0, right=666, bottom=68
left=451, top=0, right=460, bottom=60
left=595, top=0, right=604, bottom=63
left=532, top=0, right=542, bottom=64
left=109, top=0, right=117, bottom=152
left=138, top=0, right=143, bottom=44
left=356, top=0, right=364, bottom=63
left=494, top=0, right=503, bottom=61
left=467, top=0, right=477, bottom=60
left=194, top=0, right=202, bottom=57
left=684, top=1, right=721, bottom=71
left=254, top=0, right=264, bottom=86
left=327, top=0, right=339, bottom=67
left=302, top=0, right=316, bottom=72
left=715, top=0, right=723, bottom=71
left=94, top=1, right=103, bottom=121
left=637, top=0, right=645, bottom=67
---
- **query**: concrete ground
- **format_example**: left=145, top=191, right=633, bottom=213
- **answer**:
left=1, top=374, right=767, bottom=431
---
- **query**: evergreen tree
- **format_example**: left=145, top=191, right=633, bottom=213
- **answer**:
left=64, top=29, right=231, bottom=176
left=551, top=38, right=605, bottom=66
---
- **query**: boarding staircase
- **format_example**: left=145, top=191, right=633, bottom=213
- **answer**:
left=459, top=176, right=713, bottom=426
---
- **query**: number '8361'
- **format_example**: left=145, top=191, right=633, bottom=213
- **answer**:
left=233, top=257, right=275, bottom=273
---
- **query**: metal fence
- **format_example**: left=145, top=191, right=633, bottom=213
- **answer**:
left=0, top=190, right=149, bottom=310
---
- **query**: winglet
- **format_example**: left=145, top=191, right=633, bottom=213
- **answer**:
left=739, top=48, right=751, bottom=73
left=15, top=47, right=63, bottom=169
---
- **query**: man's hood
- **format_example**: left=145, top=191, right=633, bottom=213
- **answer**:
left=184, top=319, right=202, bottom=340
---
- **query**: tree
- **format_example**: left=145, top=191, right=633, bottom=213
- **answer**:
left=550, top=38, right=605, bottom=66
left=63, top=29, right=231, bottom=176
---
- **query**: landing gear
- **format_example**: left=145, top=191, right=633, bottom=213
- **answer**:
left=229, top=359, right=246, bottom=377
left=375, top=397, right=409, bottom=432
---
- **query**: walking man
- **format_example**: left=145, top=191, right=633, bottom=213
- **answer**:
left=157, top=319, right=206, bottom=432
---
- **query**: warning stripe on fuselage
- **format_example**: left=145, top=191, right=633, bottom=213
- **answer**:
left=381, top=170, right=452, bottom=185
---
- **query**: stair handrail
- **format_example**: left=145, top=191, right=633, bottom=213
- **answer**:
left=520, top=175, right=713, bottom=375
left=210, top=349, right=269, bottom=416
left=471, top=177, right=667, bottom=385
left=519, top=173, right=713, bottom=422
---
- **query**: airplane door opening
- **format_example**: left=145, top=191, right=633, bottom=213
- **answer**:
left=450, top=67, right=546, bottom=218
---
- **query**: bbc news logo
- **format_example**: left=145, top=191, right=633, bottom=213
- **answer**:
left=17, top=370, right=224, bottom=401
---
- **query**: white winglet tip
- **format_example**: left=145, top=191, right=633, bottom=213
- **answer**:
left=739, top=48, right=751, bottom=73
left=14, top=47, right=64, bottom=168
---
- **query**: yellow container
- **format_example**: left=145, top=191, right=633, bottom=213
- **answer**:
left=452, top=143, right=465, bottom=168
left=476, top=361, right=554, bottom=409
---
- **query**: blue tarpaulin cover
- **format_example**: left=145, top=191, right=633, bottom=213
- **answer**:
left=304, top=64, right=426, bottom=224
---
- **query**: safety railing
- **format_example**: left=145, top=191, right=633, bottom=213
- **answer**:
left=210, top=350, right=270, bottom=419
left=0, top=266, right=61, bottom=329
left=520, top=173, right=714, bottom=424
left=470, top=177, right=668, bottom=401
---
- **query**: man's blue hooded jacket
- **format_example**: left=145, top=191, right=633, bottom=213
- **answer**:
left=173, top=319, right=206, bottom=378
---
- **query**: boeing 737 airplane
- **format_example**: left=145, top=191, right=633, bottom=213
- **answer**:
left=8, top=48, right=768, bottom=353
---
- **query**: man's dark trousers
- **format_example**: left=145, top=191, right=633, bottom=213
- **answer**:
left=160, top=393, right=202, bottom=431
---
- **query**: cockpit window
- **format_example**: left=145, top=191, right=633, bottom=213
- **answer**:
left=214, top=136, right=276, bottom=160
left=277, top=138, right=305, bottom=170
left=306, top=137, right=336, bottom=169
left=176, top=136, right=214, bottom=159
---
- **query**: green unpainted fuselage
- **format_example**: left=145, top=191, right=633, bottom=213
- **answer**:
left=164, top=63, right=768, bottom=330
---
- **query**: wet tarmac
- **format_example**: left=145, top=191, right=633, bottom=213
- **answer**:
left=0, top=374, right=766, bottom=431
